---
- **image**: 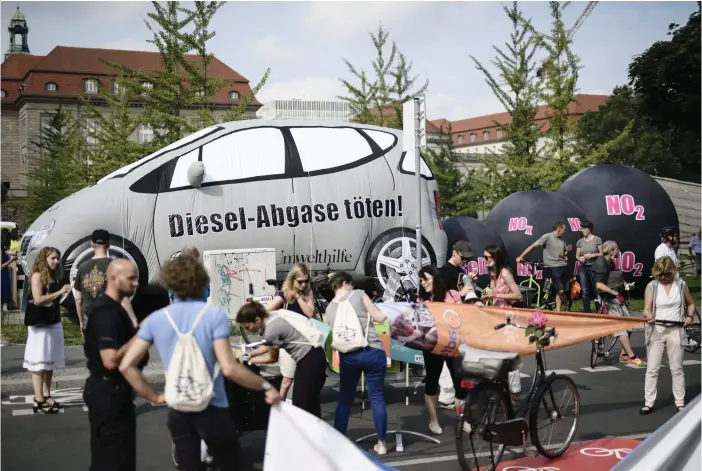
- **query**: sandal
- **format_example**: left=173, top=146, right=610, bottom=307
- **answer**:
left=33, top=398, right=60, bottom=414
left=628, top=356, right=646, bottom=367
left=44, top=396, right=63, bottom=409
left=639, top=406, right=654, bottom=415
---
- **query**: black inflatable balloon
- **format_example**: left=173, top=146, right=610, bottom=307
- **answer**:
left=558, top=164, right=679, bottom=290
left=443, top=216, right=506, bottom=288
left=484, top=190, right=588, bottom=283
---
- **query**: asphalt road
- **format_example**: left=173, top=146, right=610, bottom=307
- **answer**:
left=2, top=334, right=700, bottom=471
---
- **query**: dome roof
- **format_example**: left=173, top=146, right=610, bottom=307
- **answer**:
left=11, top=7, right=26, bottom=22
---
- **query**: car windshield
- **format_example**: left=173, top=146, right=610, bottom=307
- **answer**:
left=96, top=125, right=221, bottom=184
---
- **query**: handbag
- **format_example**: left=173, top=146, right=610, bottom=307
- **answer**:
left=24, top=284, right=61, bottom=327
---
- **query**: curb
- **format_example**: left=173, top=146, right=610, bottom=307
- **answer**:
left=2, top=371, right=166, bottom=394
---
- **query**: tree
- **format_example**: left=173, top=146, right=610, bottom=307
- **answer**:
left=424, top=125, right=478, bottom=218
left=24, top=109, right=87, bottom=222
left=627, top=3, right=700, bottom=182
left=470, top=1, right=543, bottom=206
left=79, top=74, right=154, bottom=184
left=339, top=24, right=428, bottom=129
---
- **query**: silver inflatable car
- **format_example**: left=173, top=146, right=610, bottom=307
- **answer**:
left=19, top=120, right=446, bottom=314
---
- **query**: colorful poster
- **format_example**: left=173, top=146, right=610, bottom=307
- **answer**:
left=376, top=302, right=647, bottom=357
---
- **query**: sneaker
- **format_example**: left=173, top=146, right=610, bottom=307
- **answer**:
left=428, top=422, right=443, bottom=435
left=629, top=357, right=646, bottom=367
left=373, top=443, right=388, bottom=456
left=462, top=422, right=472, bottom=433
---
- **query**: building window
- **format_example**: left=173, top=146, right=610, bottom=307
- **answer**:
left=84, top=79, right=98, bottom=94
left=140, top=81, right=153, bottom=96
left=45, top=82, right=58, bottom=92
left=469, top=133, right=476, bottom=143
left=496, top=129, right=503, bottom=139
left=112, top=81, right=122, bottom=95
left=483, top=130, right=490, bottom=140
left=40, top=114, right=53, bottom=139
left=84, top=118, right=98, bottom=145
left=137, top=124, right=153, bottom=144
left=0, top=89, right=5, bottom=98
left=456, top=134, right=464, bottom=145
left=228, top=90, right=240, bottom=100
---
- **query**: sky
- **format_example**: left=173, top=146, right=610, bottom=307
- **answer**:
left=1, top=1, right=697, bottom=121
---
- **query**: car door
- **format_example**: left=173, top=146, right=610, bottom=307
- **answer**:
left=287, top=126, right=393, bottom=272
left=150, top=126, right=295, bottom=269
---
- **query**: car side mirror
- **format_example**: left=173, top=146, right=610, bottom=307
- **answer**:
left=187, top=161, right=205, bottom=188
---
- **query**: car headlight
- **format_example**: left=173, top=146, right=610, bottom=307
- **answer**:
left=28, top=220, right=56, bottom=249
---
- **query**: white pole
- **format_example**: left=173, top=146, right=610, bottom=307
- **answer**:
left=414, top=100, right=422, bottom=290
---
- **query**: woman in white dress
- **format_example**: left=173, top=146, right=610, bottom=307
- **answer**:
left=24, top=246, right=71, bottom=413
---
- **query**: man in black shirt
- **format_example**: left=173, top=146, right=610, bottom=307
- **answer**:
left=440, top=240, right=475, bottom=297
left=83, top=259, right=155, bottom=471
left=74, top=229, right=138, bottom=333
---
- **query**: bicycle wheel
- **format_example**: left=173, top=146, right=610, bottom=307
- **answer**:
left=529, top=374, right=580, bottom=459
left=456, top=383, right=511, bottom=471
left=684, top=311, right=701, bottom=353
left=589, top=340, right=598, bottom=369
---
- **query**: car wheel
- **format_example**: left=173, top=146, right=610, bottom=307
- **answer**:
left=365, top=228, right=436, bottom=293
left=60, top=235, right=149, bottom=321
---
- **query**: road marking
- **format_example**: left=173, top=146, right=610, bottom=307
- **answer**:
left=83, top=405, right=89, bottom=412
left=545, top=369, right=577, bottom=375
left=12, top=408, right=65, bottom=416
left=683, top=360, right=701, bottom=366
left=519, top=372, right=531, bottom=378
left=624, top=363, right=649, bottom=369
left=383, top=432, right=651, bottom=467
left=581, top=366, right=621, bottom=372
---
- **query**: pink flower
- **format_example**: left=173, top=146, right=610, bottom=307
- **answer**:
left=528, top=311, right=548, bottom=329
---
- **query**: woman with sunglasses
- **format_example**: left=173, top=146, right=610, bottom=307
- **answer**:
left=482, top=245, right=522, bottom=308
left=266, top=263, right=315, bottom=399
left=641, top=256, right=697, bottom=414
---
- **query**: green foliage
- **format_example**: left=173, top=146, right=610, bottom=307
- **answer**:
left=469, top=2, right=543, bottom=207
left=338, top=24, right=428, bottom=129
left=78, top=74, right=155, bottom=185
left=579, top=4, right=700, bottom=183
left=531, top=1, right=581, bottom=162
left=24, top=109, right=87, bottom=222
left=423, top=125, right=478, bottom=218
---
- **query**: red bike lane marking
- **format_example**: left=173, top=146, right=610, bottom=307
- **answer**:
left=494, top=437, right=642, bottom=471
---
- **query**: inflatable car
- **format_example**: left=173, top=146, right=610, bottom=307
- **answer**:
left=19, top=120, right=447, bottom=316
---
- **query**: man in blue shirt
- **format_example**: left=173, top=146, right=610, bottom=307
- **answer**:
left=690, top=229, right=701, bottom=276
left=119, top=256, right=279, bottom=470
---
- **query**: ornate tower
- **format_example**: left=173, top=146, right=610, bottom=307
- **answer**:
left=5, top=5, right=30, bottom=60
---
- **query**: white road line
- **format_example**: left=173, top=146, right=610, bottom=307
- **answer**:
left=624, top=363, right=649, bottom=369
left=383, top=432, right=650, bottom=467
left=83, top=405, right=89, bottom=412
left=581, top=366, right=621, bottom=372
left=683, top=360, right=701, bottom=366
left=519, top=372, right=531, bottom=378
left=12, top=408, right=65, bottom=416
left=545, top=369, right=577, bottom=375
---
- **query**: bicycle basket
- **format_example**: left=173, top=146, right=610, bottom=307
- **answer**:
left=456, top=345, right=521, bottom=382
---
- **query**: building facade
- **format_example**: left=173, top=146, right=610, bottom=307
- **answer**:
left=256, top=99, right=353, bottom=121
left=429, top=94, right=609, bottom=175
left=0, top=9, right=262, bottom=226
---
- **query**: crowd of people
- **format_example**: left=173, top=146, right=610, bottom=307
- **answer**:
left=12, top=222, right=700, bottom=470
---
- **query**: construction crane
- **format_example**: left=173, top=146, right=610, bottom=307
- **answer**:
left=536, top=1, right=598, bottom=78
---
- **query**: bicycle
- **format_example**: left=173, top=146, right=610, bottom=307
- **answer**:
left=171, top=339, right=281, bottom=470
left=589, top=281, right=636, bottom=369
left=455, top=312, right=580, bottom=471
left=652, top=313, right=701, bottom=354
left=517, top=260, right=558, bottom=311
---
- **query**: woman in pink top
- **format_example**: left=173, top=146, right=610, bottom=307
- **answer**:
left=417, top=266, right=463, bottom=435
left=482, top=245, right=522, bottom=307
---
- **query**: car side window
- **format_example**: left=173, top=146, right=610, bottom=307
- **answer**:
left=291, top=127, right=374, bottom=173
left=363, top=129, right=396, bottom=153
left=400, top=151, right=434, bottom=178
left=169, top=127, right=286, bottom=189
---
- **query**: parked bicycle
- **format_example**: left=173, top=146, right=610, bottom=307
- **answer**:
left=517, top=260, right=562, bottom=311
left=455, top=312, right=580, bottom=471
left=589, top=281, right=635, bottom=369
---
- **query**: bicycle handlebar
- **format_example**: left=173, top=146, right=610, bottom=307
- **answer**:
left=231, top=339, right=267, bottom=350
left=653, top=320, right=686, bottom=326
left=493, top=314, right=558, bottom=343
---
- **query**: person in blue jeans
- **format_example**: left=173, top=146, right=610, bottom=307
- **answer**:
left=325, top=271, right=389, bottom=456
